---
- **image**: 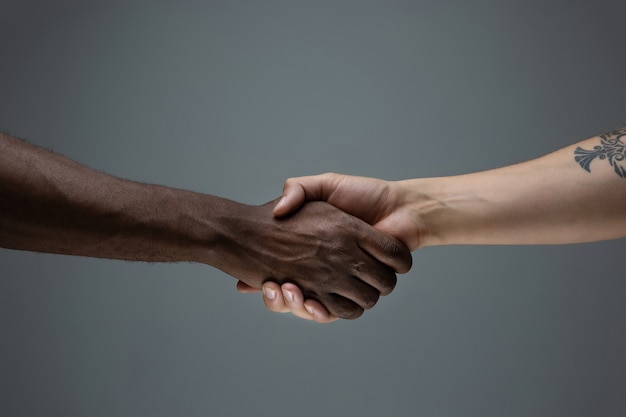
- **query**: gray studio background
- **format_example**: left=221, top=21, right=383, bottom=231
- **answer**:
left=1, top=1, right=626, bottom=416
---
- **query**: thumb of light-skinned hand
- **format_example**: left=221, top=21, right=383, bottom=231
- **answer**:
left=273, top=173, right=340, bottom=217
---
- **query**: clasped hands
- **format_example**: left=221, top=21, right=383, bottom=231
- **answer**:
left=4, top=131, right=621, bottom=323
left=234, top=173, right=420, bottom=323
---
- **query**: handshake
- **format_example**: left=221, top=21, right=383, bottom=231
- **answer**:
left=0, top=133, right=416, bottom=323
left=2, top=129, right=626, bottom=324
left=225, top=173, right=419, bottom=324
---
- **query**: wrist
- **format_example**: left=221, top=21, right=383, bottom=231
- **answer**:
left=396, top=176, right=481, bottom=248
left=394, top=178, right=442, bottom=248
left=176, top=193, right=251, bottom=266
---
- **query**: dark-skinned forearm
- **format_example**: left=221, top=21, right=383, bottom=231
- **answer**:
left=0, top=132, right=233, bottom=264
left=0, top=132, right=410, bottom=319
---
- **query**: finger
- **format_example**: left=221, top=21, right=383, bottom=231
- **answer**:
left=273, top=173, right=339, bottom=217
left=236, top=281, right=261, bottom=293
left=358, top=226, right=413, bottom=275
left=330, top=274, right=382, bottom=310
left=280, top=283, right=315, bottom=320
left=279, top=283, right=339, bottom=323
left=262, top=282, right=291, bottom=314
left=321, top=293, right=365, bottom=320
left=273, top=182, right=305, bottom=217
left=303, top=299, right=339, bottom=323
left=353, top=257, right=398, bottom=297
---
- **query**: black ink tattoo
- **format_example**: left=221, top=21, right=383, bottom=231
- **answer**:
left=574, top=128, right=626, bottom=178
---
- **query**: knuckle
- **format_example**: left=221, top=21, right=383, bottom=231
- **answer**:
left=378, top=273, right=398, bottom=296
left=264, top=299, right=287, bottom=313
left=381, top=238, right=413, bottom=273
left=340, top=307, right=364, bottom=320
left=397, top=247, right=413, bottom=273
left=328, top=294, right=365, bottom=320
left=363, top=291, right=380, bottom=310
left=377, top=236, right=396, bottom=256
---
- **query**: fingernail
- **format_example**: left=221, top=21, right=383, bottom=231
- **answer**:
left=305, top=304, right=314, bottom=315
left=263, top=287, right=276, bottom=300
left=274, top=198, right=286, bottom=212
left=283, top=289, right=294, bottom=302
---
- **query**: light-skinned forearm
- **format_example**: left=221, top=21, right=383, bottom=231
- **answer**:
left=261, top=129, right=626, bottom=320
left=398, top=136, right=626, bottom=247
left=274, top=128, right=626, bottom=251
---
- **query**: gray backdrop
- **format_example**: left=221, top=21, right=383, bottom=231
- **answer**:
left=1, top=1, right=625, bottom=416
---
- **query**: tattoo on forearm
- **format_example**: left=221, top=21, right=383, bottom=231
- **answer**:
left=574, top=128, right=626, bottom=178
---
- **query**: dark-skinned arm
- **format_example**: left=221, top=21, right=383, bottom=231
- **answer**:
left=0, top=132, right=412, bottom=320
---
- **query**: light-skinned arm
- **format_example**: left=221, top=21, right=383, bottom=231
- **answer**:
left=0, top=132, right=412, bottom=320
left=240, top=128, right=626, bottom=320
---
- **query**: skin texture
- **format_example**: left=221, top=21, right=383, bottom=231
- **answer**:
left=239, top=129, right=626, bottom=321
left=0, top=132, right=412, bottom=320
left=210, top=199, right=411, bottom=319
